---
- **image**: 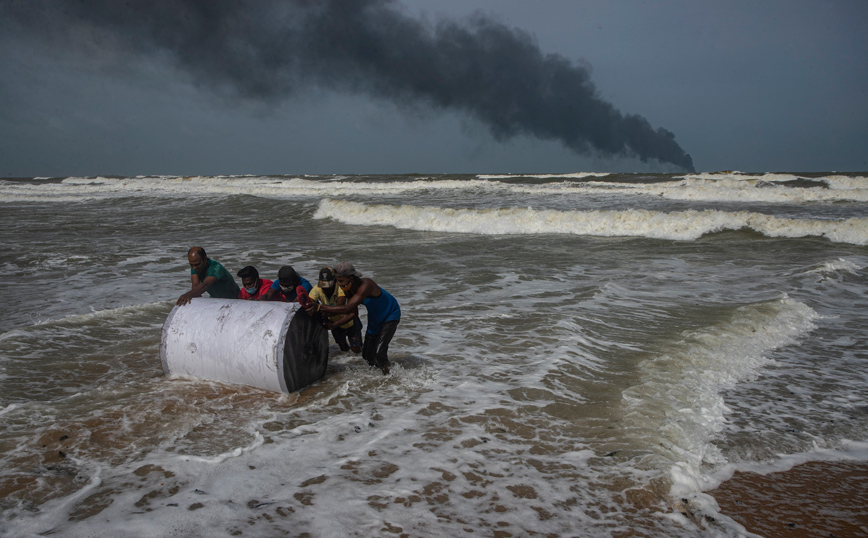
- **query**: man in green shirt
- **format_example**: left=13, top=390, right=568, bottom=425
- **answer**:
left=176, top=246, right=240, bottom=306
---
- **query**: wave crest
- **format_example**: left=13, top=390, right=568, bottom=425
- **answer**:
left=3, top=173, right=866, bottom=204
left=313, top=199, right=868, bottom=245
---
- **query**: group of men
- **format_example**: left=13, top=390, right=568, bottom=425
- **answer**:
left=176, top=246, right=400, bottom=375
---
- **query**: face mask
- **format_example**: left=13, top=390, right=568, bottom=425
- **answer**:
left=244, top=279, right=259, bottom=295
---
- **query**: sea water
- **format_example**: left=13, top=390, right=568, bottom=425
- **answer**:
left=0, top=172, right=866, bottom=537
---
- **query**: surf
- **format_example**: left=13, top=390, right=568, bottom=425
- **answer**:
left=314, top=198, right=868, bottom=245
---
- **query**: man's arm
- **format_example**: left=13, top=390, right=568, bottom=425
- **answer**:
left=177, top=275, right=218, bottom=306
left=319, top=280, right=375, bottom=315
left=257, top=288, right=279, bottom=301
left=325, top=307, right=358, bottom=330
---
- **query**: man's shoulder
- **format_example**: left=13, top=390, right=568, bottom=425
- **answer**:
left=207, top=259, right=231, bottom=275
left=309, top=285, right=325, bottom=299
left=360, top=278, right=380, bottom=294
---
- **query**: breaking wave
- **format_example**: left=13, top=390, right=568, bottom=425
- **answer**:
left=314, top=199, right=868, bottom=245
left=2, top=172, right=866, bottom=204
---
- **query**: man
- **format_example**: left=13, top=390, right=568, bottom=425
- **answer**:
left=314, top=262, right=400, bottom=374
left=258, top=265, right=312, bottom=303
left=308, top=266, right=363, bottom=353
left=236, top=266, right=274, bottom=301
left=177, top=247, right=240, bottom=306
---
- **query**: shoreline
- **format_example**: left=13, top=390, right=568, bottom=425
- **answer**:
left=710, top=460, right=868, bottom=538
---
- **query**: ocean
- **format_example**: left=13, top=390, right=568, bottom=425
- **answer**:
left=1, top=172, right=866, bottom=537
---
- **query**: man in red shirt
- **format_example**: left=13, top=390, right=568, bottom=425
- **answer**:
left=236, top=266, right=278, bottom=301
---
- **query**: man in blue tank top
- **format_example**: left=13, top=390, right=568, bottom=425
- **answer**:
left=314, top=262, right=400, bottom=375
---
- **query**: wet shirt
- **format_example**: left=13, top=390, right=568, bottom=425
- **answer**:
left=237, top=278, right=274, bottom=301
left=309, top=286, right=354, bottom=329
left=362, top=286, right=401, bottom=335
left=270, top=277, right=312, bottom=301
left=191, top=259, right=240, bottom=299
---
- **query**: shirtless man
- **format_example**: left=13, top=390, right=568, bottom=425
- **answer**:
left=314, top=262, right=400, bottom=374
left=176, top=247, right=240, bottom=306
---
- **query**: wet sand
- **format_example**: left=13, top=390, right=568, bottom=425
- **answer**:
left=711, top=461, right=868, bottom=538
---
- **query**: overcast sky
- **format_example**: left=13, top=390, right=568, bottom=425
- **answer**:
left=1, top=0, right=866, bottom=177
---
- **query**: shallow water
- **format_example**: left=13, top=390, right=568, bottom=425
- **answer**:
left=1, top=171, right=867, bottom=537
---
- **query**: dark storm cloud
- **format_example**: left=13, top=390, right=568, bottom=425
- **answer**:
left=2, top=0, right=694, bottom=171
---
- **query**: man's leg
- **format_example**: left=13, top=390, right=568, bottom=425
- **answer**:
left=331, top=328, right=350, bottom=351
left=364, top=320, right=399, bottom=374
left=362, top=332, right=378, bottom=367
left=347, top=319, right=363, bottom=354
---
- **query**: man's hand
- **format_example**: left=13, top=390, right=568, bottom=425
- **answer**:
left=176, top=292, right=194, bottom=306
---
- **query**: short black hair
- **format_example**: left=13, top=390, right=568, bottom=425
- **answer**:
left=277, top=265, right=299, bottom=285
left=237, top=266, right=259, bottom=280
left=189, top=246, right=206, bottom=258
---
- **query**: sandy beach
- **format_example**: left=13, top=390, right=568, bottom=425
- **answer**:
left=712, top=461, right=868, bottom=538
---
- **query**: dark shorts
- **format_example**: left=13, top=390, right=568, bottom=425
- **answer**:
left=332, top=318, right=363, bottom=349
left=362, top=320, right=399, bottom=369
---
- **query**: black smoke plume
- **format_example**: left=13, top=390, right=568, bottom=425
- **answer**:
left=3, top=0, right=695, bottom=171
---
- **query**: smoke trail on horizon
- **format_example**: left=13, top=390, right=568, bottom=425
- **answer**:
left=2, top=0, right=695, bottom=171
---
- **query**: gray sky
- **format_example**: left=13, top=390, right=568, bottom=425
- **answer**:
left=1, top=0, right=866, bottom=177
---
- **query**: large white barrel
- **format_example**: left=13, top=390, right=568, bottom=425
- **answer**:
left=160, top=299, right=329, bottom=393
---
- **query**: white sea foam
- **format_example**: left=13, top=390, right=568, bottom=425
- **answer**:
left=581, top=172, right=868, bottom=203
left=674, top=439, right=868, bottom=535
left=0, top=302, right=172, bottom=337
left=807, top=258, right=864, bottom=275
left=178, top=431, right=266, bottom=464
left=702, top=439, right=868, bottom=492
left=679, top=171, right=802, bottom=182
left=476, top=172, right=611, bottom=179
left=314, top=199, right=868, bottom=245
left=824, top=174, right=868, bottom=190
left=6, top=459, right=106, bottom=536
left=0, top=175, right=498, bottom=201
left=618, top=297, right=820, bottom=523
left=61, top=176, right=122, bottom=185
left=2, top=172, right=866, bottom=204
